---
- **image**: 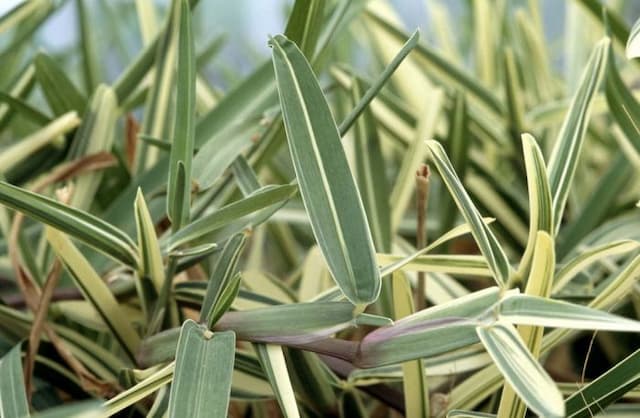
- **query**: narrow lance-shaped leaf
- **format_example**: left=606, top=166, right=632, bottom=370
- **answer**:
left=270, top=34, right=380, bottom=307
left=0, top=0, right=49, bottom=35
left=391, top=271, right=429, bottom=418
left=448, top=411, right=496, bottom=418
left=134, top=188, right=164, bottom=320
left=606, top=31, right=640, bottom=154
left=0, top=181, right=139, bottom=267
left=476, top=321, right=565, bottom=418
left=498, top=231, right=555, bottom=418
left=68, top=85, right=118, bottom=211
left=255, top=344, right=301, bottom=418
left=283, top=0, right=324, bottom=58
left=136, top=0, right=180, bottom=172
left=499, top=294, right=640, bottom=332
left=547, top=38, right=609, bottom=231
left=364, top=7, right=504, bottom=117
left=0, top=90, right=51, bottom=126
left=168, top=321, right=235, bottom=418
left=76, top=0, right=101, bottom=92
left=311, top=217, right=496, bottom=303
left=517, top=134, right=553, bottom=278
left=0, top=111, right=80, bottom=174
left=200, top=233, right=246, bottom=327
left=438, top=90, right=469, bottom=238
left=103, top=362, right=175, bottom=416
left=167, top=184, right=297, bottom=249
left=34, top=51, right=86, bottom=116
left=168, top=0, right=195, bottom=230
left=377, top=254, right=491, bottom=277
left=339, top=29, right=419, bottom=135
left=426, top=140, right=511, bottom=287
left=352, top=79, right=391, bottom=253
left=565, top=346, right=640, bottom=417
left=46, top=227, right=141, bottom=364
left=553, top=240, right=640, bottom=293
left=0, top=343, right=29, bottom=418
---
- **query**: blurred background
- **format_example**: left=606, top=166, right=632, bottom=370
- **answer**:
left=4, top=0, right=640, bottom=92
left=0, top=0, right=640, bottom=89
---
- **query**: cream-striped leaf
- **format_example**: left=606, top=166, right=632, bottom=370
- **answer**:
left=391, top=271, right=429, bottom=418
left=255, top=344, right=301, bottom=418
left=553, top=240, right=640, bottom=293
left=500, top=294, right=640, bottom=332
left=377, top=254, right=491, bottom=277
left=547, top=38, right=609, bottom=231
left=476, top=321, right=564, bottom=418
left=270, top=34, right=380, bottom=307
left=0, top=181, right=139, bottom=267
left=46, top=227, right=141, bottom=364
left=167, top=184, right=297, bottom=249
left=426, top=140, right=511, bottom=287
left=379, top=217, right=494, bottom=277
left=103, top=363, right=174, bottom=416
left=517, top=134, right=553, bottom=277
left=498, top=231, right=555, bottom=418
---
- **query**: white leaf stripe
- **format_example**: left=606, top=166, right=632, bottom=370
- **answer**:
left=103, top=362, right=175, bottom=416
left=500, top=294, right=640, bottom=332
left=426, top=140, right=510, bottom=287
left=275, top=37, right=354, bottom=292
left=476, top=322, right=565, bottom=418
left=255, top=344, right=301, bottom=418
left=46, top=227, right=141, bottom=364
left=553, top=240, right=639, bottom=293
left=377, top=254, right=491, bottom=276
left=547, top=38, right=609, bottom=231
left=519, top=134, right=553, bottom=272
left=270, top=34, right=380, bottom=305
left=0, top=181, right=139, bottom=267
left=134, top=189, right=164, bottom=293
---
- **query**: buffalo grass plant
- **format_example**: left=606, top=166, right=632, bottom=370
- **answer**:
left=2, top=0, right=640, bottom=416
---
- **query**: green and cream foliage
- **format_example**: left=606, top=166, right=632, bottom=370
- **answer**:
left=1, top=0, right=640, bottom=416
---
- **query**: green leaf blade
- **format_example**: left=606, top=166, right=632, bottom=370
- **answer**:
left=167, top=0, right=196, bottom=229
left=548, top=38, right=609, bottom=231
left=168, top=321, right=235, bottom=418
left=426, top=140, right=511, bottom=287
left=0, top=343, right=29, bottom=418
left=0, top=181, right=139, bottom=267
left=270, top=34, right=380, bottom=306
left=477, top=321, right=565, bottom=418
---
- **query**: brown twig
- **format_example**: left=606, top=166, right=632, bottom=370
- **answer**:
left=24, top=260, right=61, bottom=398
left=7, top=152, right=118, bottom=401
left=125, top=114, right=139, bottom=173
left=415, top=164, right=430, bottom=310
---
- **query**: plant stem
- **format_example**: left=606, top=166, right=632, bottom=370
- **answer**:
left=415, top=164, right=430, bottom=311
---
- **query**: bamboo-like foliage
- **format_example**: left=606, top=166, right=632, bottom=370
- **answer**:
left=0, top=1, right=640, bottom=417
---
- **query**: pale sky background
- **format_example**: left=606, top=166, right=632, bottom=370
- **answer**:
left=2, top=0, right=639, bottom=89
